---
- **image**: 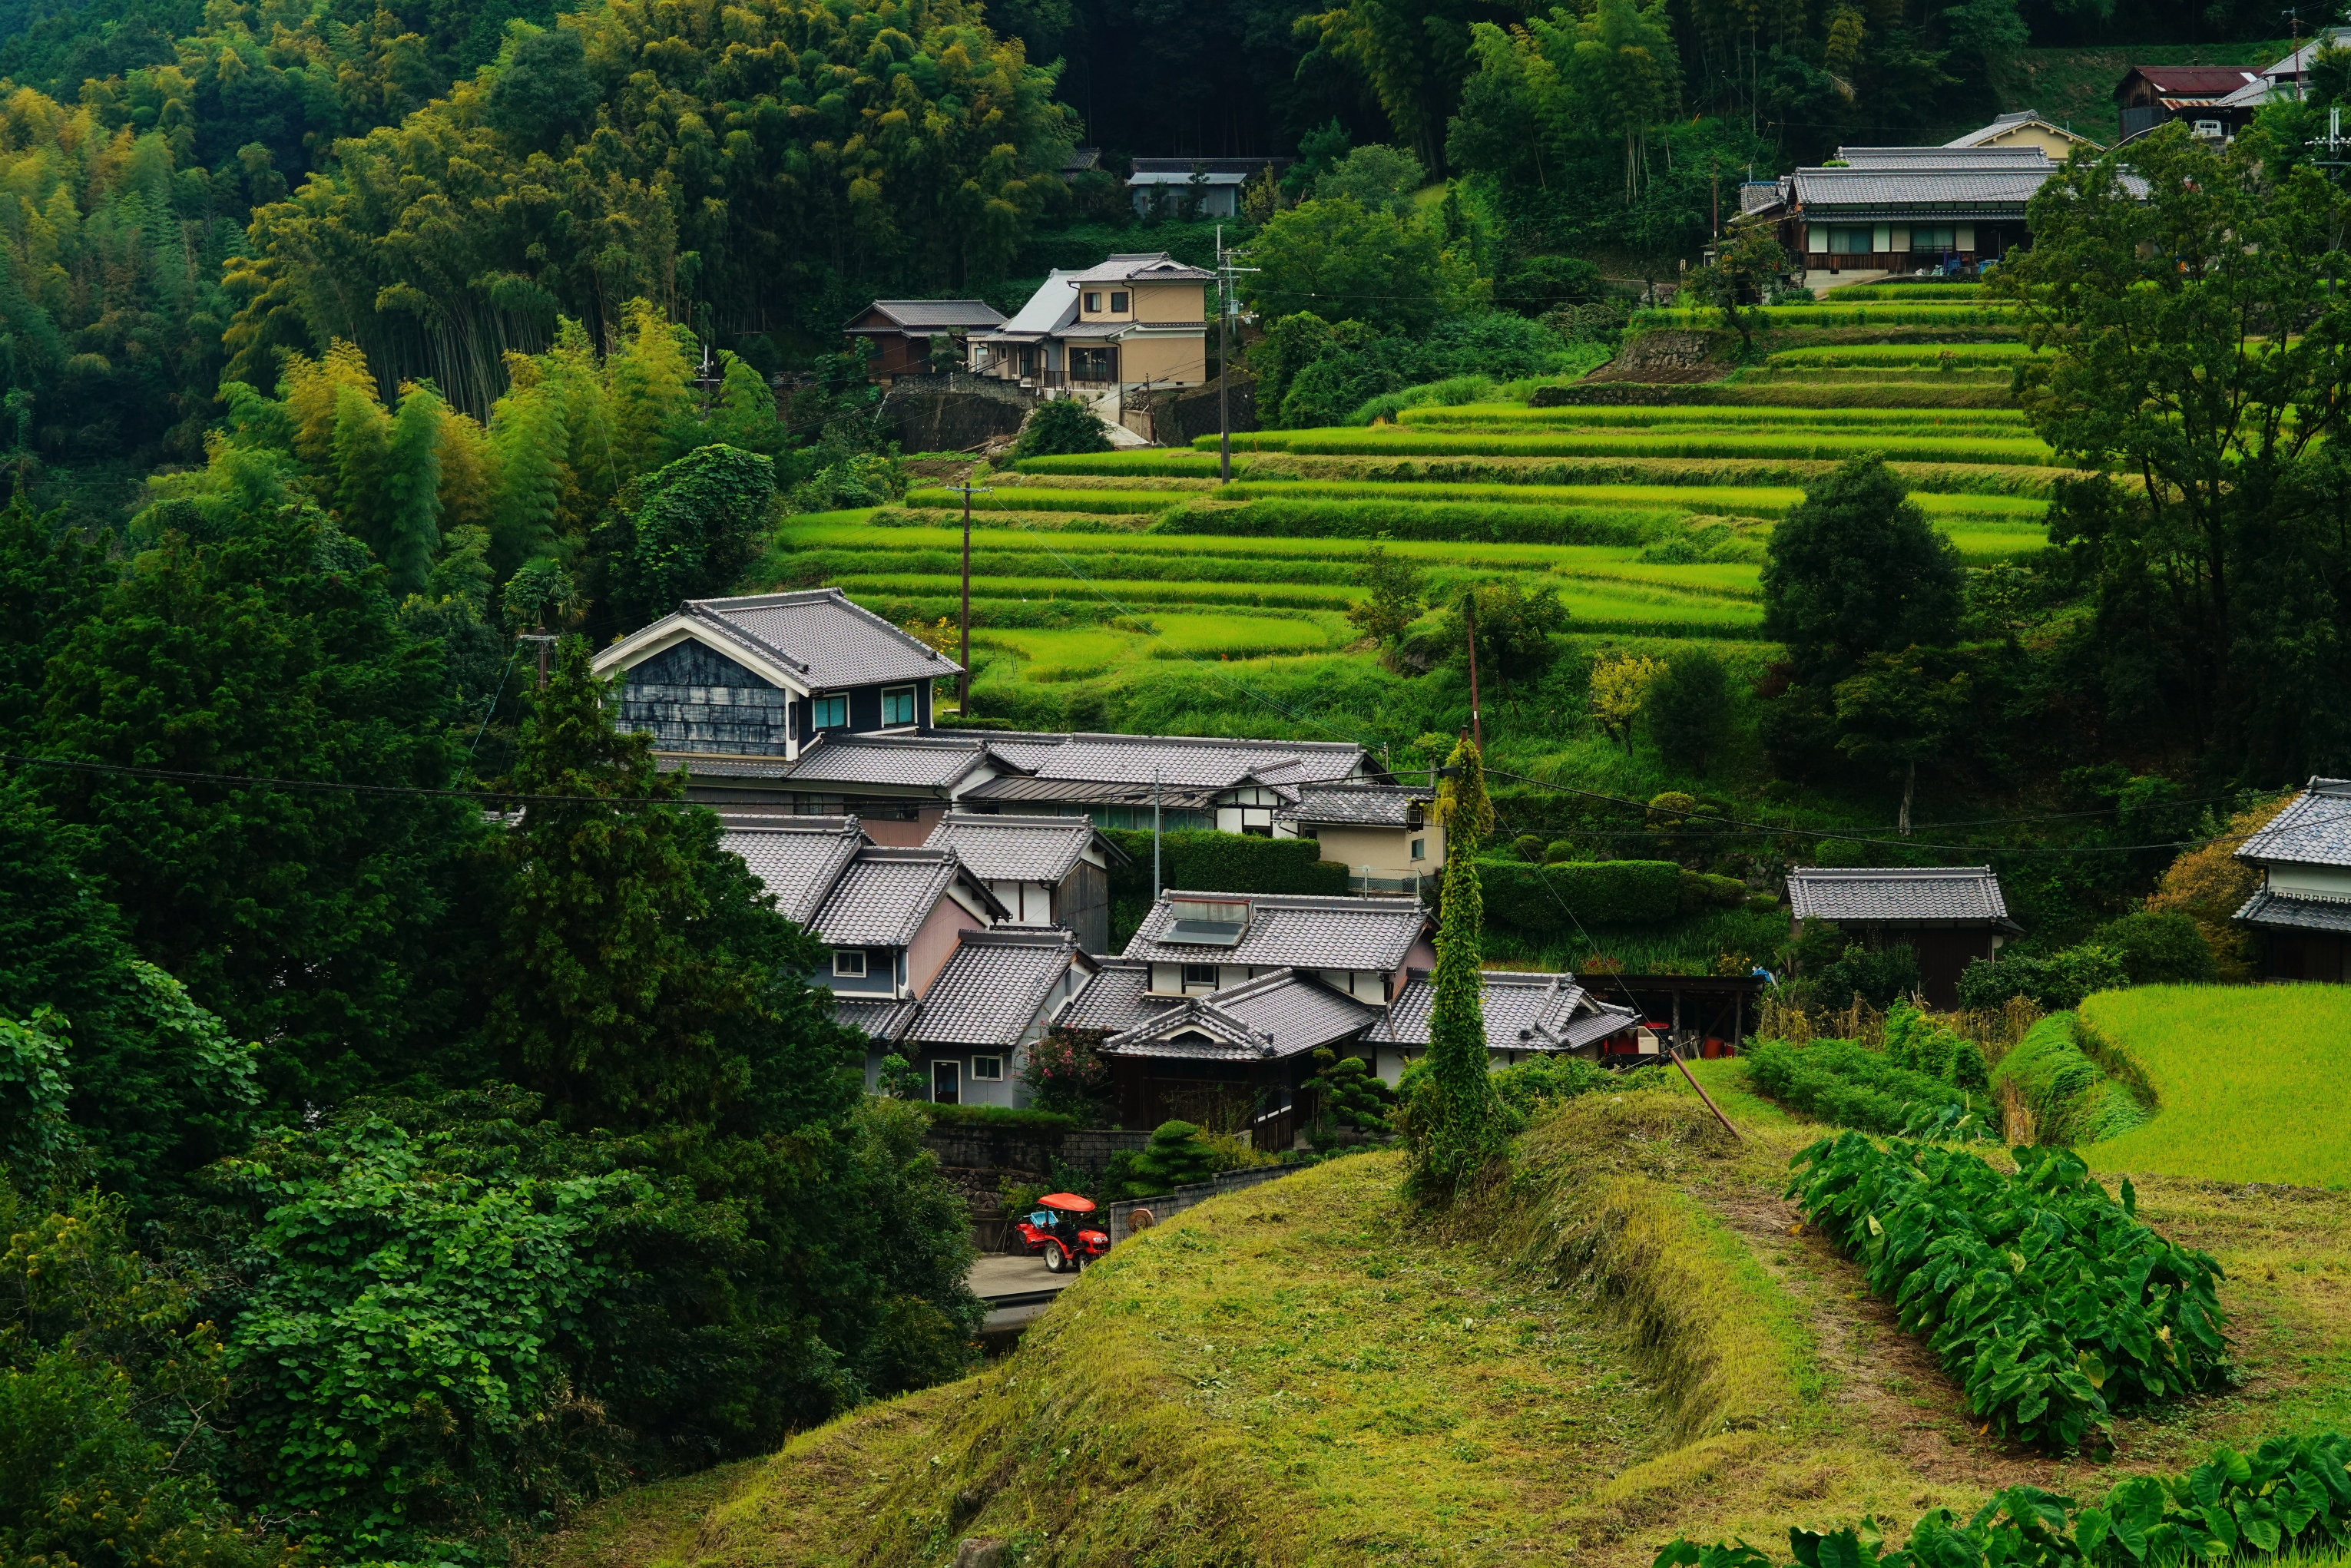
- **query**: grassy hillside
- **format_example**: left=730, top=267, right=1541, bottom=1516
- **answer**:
left=2081, top=986, right=2351, bottom=1187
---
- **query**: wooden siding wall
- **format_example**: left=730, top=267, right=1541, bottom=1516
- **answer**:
left=1061, top=861, right=1112, bottom=953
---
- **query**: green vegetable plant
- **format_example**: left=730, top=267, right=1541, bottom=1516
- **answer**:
left=1743, top=1037, right=1990, bottom=1138
left=1786, top=1132, right=2229, bottom=1451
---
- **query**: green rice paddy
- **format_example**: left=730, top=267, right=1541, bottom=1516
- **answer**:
left=1199, top=428, right=2058, bottom=465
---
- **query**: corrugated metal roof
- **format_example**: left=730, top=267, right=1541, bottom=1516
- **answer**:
left=2124, top=65, right=2260, bottom=94
left=1283, top=784, right=1427, bottom=828
left=1101, top=968, right=1374, bottom=1060
left=722, top=817, right=867, bottom=925
left=984, top=272, right=1081, bottom=339
left=685, top=589, right=958, bottom=690
left=785, top=733, right=995, bottom=788
left=906, top=927, right=1092, bottom=1048
left=1123, top=891, right=1430, bottom=970
left=811, top=848, right=1001, bottom=946
left=1369, top=970, right=1634, bottom=1053
left=836, top=997, right=918, bottom=1041
left=2235, top=779, right=2351, bottom=868
left=1786, top=866, right=2013, bottom=925
left=2233, top=887, right=2351, bottom=935
left=922, top=812, right=1107, bottom=882
left=850, top=299, right=1008, bottom=332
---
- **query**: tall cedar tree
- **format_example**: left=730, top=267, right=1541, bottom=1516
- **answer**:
left=1410, top=733, right=1502, bottom=1199
left=38, top=504, right=479, bottom=1107
left=486, top=637, right=766, bottom=1130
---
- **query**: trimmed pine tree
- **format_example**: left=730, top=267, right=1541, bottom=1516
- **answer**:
left=1407, top=732, right=1504, bottom=1201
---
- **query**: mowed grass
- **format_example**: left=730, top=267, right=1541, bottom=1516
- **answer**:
left=1765, top=343, right=2039, bottom=367
left=2081, top=986, right=2351, bottom=1188
left=1641, top=303, right=2022, bottom=326
left=1201, top=428, right=2058, bottom=465
left=1399, top=402, right=2032, bottom=430
left=975, top=613, right=1351, bottom=674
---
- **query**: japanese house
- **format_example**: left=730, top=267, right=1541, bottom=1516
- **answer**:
left=842, top=299, right=1008, bottom=380
left=922, top=812, right=1129, bottom=953
left=1944, top=109, right=2101, bottom=158
left=1274, top=782, right=1442, bottom=894
left=1786, top=865, right=2022, bottom=1010
left=2114, top=65, right=2267, bottom=144
left=1740, top=147, right=2058, bottom=274
left=1124, top=157, right=1288, bottom=217
left=2233, top=777, right=2351, bottom=984
left=969, top=253, right=1212, bottom=391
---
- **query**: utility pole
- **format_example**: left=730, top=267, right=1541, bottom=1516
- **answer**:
left=1463, top=589, right=1483, bottom=752
left=1151, top=769, right=1163, bottom=901
left=1216, top=229, right=1260, bottom=485
left=521, top=629, right=556, bottom=687
left=943, top=481, right=992, bottom=710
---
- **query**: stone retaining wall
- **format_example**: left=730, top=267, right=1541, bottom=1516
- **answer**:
left=1105, top=1162, right=1303, bottom=1244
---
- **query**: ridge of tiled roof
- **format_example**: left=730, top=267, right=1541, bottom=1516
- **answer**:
left=1121, top=890, right=1430, bottom=970
left=922, top=812, right=1124, bottom=882
left=1281, top=782, right=1429, bottom=827
left=836, top=997, right=919, bottom=1041
left=721, top=816, right=868, bottom=925
left=810, top=847, right=1005, bottom=946
left=2235, top=779, right=2351, bottom=868
left=1369, top=969, right=1635, bottom=1053
left=1785, top=865, right=2014, bottom=925
left=849, top=299, right=1008, bottom=331
left=683, top=589, right=959, bottom=690
left=1055, top=960, right=1167, bottom=1036
left=2234, top=887, right=2351, bottom=934
left=905, top=926, right=1094, bottom=1048
left=784, top=732, right=1005, bottom=789
left=1100, top=968, right=1374, bottom=1060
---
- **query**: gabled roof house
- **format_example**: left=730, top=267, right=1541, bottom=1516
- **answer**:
left=921, top=812, right=1129, bottom=953
left=1786, top=865, right=2022, bottom=1009
left=969, top=253, right=1213, bottom=392
left=1275, top=783, right=1441, bottom=894
left=2233, top=778, right=2351, bottom=984
left=1945, top=109, right=2101, bottom=157
left=2114, top=65, right=2268, bottom=144
left=843, top=299, right=1008, bottom=381
left=1742, top=150, right=2058, bottom=274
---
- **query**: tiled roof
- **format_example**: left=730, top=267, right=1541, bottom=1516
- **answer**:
left=722, top=817, right=867, bottom=925
left=1283, top=783, right=1427, bottom=828
left=657, top=754, right=797, bottom=780
left=811, top=848, right=1001, bottom=946
left=1034, top=733, right=1366, bottom=788
left=1128, top=159, right=1290, bottom=177
left=906, top=927, right=1093, bottom=1048
left=1836, top=145, right=2051, bottom=165
left=685, top=590, right=958, bottom=690
left=836, top=997, right=918, bottom=1041
left=1122, top=891, right=1431, bottom=970
left=1790, top=167, right=2054, bottom=211
left=1055, top=961, right=1171, bottom=1035
left=1059, top=251, right=1218, bottom=284
left=1740, top=180, right=1785, bottom=215
left=2233, top=887, right=2351, bottom=935
left=1944, top=112, right=2097, bottom=148
left=784, top=733, right=996, bottom=789
left=956, top=775, right=1227, bottom=809
left=922, top=812, right=1121, bottom=882
left=2234, top=779, right=2351, bottom=869
left=1101, top=968, right=1375, bottom=1061
left=1786, top=866, right=2014, bottom=925
left=1369, top=970, right=1636, bottom=1054
left=850, top=299, right=1008, bottom=332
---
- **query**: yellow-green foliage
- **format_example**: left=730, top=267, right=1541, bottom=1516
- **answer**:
left=2083, top=987, right=2351, bottom=1186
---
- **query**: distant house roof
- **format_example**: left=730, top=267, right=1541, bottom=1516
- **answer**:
left=810, top=847, right=1004, bottom=947
left=983, top=270, right=1083, bottom=341
left=1943, top=111, right=2100, bottom=150
left=592, top=589, right=960, bottom=696
left=786, top=733, right=1004, bottom=789
left=957, top=775, right=1225, bottom=811
left=906, top=926, right=1098, bottom=1048
left=1369, top=970, right=1637, bottom=1054
left=1786, top=866, right=2018, bottom=928
left=1060, top=252, right=1217, bottom=284
left=836, top=997, right=919, bottom=1041
left=1280, top=783, right=1429, bottom=829
left=1055, top=959, right=1162, bottom=1034
left=1836, top=144, right=2053, bottom=165
left=1127, top=157, right=1289, bottom=179
left=2117, top=65, right=2263, bottom=100
left=845, top=299, right=1008, bottom=333
left=922, top=812, right=1127, bottom=882
left=2235, top=779, right=2351, bottom=869
left=1098, top=968, right=1375, bottom=1060
left=2233, top=887, right=2351, bottom=935
left=1121, top=891, right=1432, bottom=970
left=1739, top=180, right=1785, bottom=216
left=1061, top=146, right=1103, bottom=174
left=721, top=817, right=868, bottom=925
left=1788, top=166, right=2058, bottom=218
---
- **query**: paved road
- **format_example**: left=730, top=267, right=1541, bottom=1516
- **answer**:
left=968, top=1253, right=1065, bottom=1302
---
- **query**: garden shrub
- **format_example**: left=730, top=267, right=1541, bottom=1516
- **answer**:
left=1955, top=943, right=2127, bottom=1011
left=1304, top=1047, right=1396, bottom=1140
left=919, top=1102, right=1084, bottom=1136
left=1806, top=940, right=1920, bottom=1008
left=1995, top=1012, right=2147, bottom=1146
left=1104, top=1120, right=1220, bottom=1199
left=1677, top=870, right=1749, bottom=914
left=2092, top=909, right=2220, bottom=985
left=1786, top=1133, right=2229, bottom=1451
left=1477, top=858, right=1684, bottom=930
left=1660, top=1431, right=2351, bottom=1568
left=1743, top=1037, right=1988, bottom=1136
left=1011, top=399, right=1114, bottom=459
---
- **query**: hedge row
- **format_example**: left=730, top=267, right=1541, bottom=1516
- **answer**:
left=1478, top=858, right=1684, bottom=927
left=1246, top=454, right=2062, bottom=496
left=1992, top=1013, right=2149, bottom=1146
left=903, top=486, right=1178, bottom=515
left=1102, top=829, right=1351, bottom=901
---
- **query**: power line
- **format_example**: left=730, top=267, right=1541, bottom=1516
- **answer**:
left=2, top=753, right=704, bottom=810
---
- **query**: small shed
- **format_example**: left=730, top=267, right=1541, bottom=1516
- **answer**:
left=843, top=299, right=1008, bottom=379
left=1786, top=865, right=2021, bottom=1009
left=2233, top=777, right=2351, bottom=984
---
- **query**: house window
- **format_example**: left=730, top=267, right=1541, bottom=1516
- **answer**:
left=1827, top=227, right=1873, bottom=254
left=811, top=694, right=848, bottom=729
left=833, top=950, right=867, bottom=978
left=1181, top=963, right=1218, bottom=991
left=1912, top=226, right=1956, bottom=251
left=1109, top=291, right=1129, bottom=313
left=972, top=1055, right=1004, bottom=1081
left=1083, top=291, right=1102, bottom=312
left=1410, top=837, right=1426, bottom=861
left=882, top=685, right=916, bottom=726
left=1069, top=346, right=1114, bottom=382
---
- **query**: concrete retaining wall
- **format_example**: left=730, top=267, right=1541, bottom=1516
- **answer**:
left=1106, top=1161, right=1303, bottom=1244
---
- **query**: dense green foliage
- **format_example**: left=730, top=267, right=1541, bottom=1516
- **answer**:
left=1478, top=857, right=1684, bottom=928
left=1103, top=1119, right=1219, bottom=1199
left=1661, top=1431, right=2351, bottom=1568
left=1403, top=734, right=1501, bottom=1201
left=1743, top=1037, right=1988, bottom=1137
left=1957, top=944, right=2127, bottom=1011
left=1786, top=1133, right=2229, bottom=1451
left=1011, top=399, right=1114, bottom=460
left=1994, top=1013, right=2148, bottom=1147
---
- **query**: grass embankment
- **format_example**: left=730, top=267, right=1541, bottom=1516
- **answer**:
left=1200, top=428, right=2058, bottom=465
left=1399, top=403, right=2033, bottom=430
left=2081, top=986, right=2351, bottom=1188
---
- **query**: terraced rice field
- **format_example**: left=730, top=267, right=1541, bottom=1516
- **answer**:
left=770, top=326, right=2067, bottom=706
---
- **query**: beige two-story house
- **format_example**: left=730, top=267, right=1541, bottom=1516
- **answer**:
left=970, top=253, right=1211, bottom=390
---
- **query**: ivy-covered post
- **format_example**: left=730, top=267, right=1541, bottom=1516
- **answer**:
left=1409, top=732, right=1502, bottom=1201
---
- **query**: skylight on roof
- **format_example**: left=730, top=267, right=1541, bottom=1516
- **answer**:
left=1167, top=898, right=1249, bottom=946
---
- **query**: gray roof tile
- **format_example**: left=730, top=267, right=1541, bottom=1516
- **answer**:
left=922, top=812, right=1121, bottom=882
left=1055, top=961, right=1171, bottom=1035
left=686, top=590, right=959, bottom=690
left=722, top=818, right=868, bottom=925
left=2235, top=779, right=2351, bottom=868
left=1786, top=866, right=2013, bottom=925
left=1034, top=733, right=1366, bottom=788
left=1283, top=784, right=1428, bottom=828
left=906, top=927, right=1094, bottom=1048
left=1790, top=167, right=2053, bottom=212
left=811, top=847, right=1002, bottom=946
left=836, top=997, right=919, bottom=1041
left=784, top=733, right=996, bottom=788
left=957, top=776, right=1225, bottom=809
left=1101, top=968, right=1375, bottom=1060
left=853, top=299, right=1008, bottom=331
left=1122, top=891, right=1431, bottom=970
left=2234, top=887, right=2351, bottom=934
left=1369, top=970, right=1636, bottom=1054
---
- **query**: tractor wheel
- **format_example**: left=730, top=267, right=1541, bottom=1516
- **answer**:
left=1041, top=1243, right=1066, bottom=1274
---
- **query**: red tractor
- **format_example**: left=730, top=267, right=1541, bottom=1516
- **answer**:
left=1012, top=1192, right=1111, bottom=1273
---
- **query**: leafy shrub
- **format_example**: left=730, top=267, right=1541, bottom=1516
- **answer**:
left=1488, top=1054, right=1610, bottom=1119
left=1743, top=1037, right=1989, bottom=1136
left=1882, top=999, right=1988, bottom=1089
left=921, top=1101, right=1085, bottom=1136
left=2092, top=910, right=2219, bottom=985
left=1786, top=1132, right=2229, bottom=1451
left=1305, top=1047, right=1396, bottom=1140
left=1957, top=944, right=2127, bottom=1011
left=1012, top=399, right=1114, bottom=458
left=1806, top=940, right=1921, bottom=1008
left=1660, top=1431, right=2351, bottom=1568
left=1104, top=1120, right=1220, bottom=1199
left=1995, top=1013, right=2148, bottom=1146
left=1477, top=858, right=1684, bottom=930
left=1677, top=869, right=1749, bottom=913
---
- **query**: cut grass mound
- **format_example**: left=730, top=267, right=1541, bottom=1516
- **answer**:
left=2082, top=985, right=2351, bottom=1188
left=1200, top=428, right=2058, bottom=465
left=1399, top=402, right=2032, bottom=430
